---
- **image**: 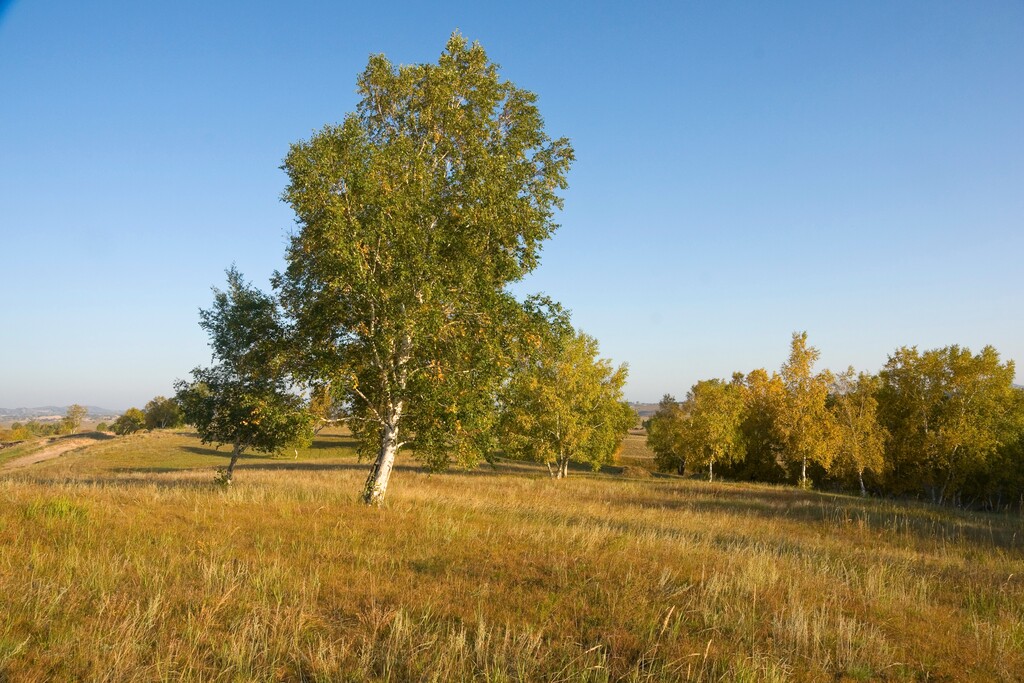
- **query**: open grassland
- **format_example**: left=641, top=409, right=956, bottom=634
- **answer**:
left=1, top=431, right=1022, bottom=681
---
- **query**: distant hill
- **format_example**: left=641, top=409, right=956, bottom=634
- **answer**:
left=629, top=402, right=660, bottom=418
left=0, top=406, right=121, bottom=422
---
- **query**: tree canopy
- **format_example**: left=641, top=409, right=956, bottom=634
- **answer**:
left=777, top=332, right=838, bottom=487
left=658, top=333, right=1024, bottom=509
left=112, top=408, right=146, bottom=436
left=176, top=268, right=312, bottom=485
left=499, top=321, right=634, bottom=479
left=646, top=395, right=688, bottom=475
left=877, top=345, right=1016, bottom=504
left=144, top=396, right=184, bottom=430
left=830, top=369, right=887, bottom=496
left=62, top=404, right=88, bottom=434
left=275, top=32, right=574, bottom=504
left=678, top=379, right=746, bottom=482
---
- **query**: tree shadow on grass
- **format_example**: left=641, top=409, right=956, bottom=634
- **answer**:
left=588, top=480, right=1024, bottom=551
left=177, top=445, right=277, bottom=460
left=48, top=431, right=116, bottom=443
left=307, top=434, right=360, bottom=450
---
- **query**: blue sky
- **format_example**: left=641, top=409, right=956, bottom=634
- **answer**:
left=1, top=1, right=1021, bottom=409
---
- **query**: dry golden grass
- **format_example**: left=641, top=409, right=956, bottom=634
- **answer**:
left=1, top=430, right=1022, bottom=681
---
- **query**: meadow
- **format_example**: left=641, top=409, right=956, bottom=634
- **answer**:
left=0, top=430, right=1022, bottom=681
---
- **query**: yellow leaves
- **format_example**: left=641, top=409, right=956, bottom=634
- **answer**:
left=427, top=359, right=445, bottom=382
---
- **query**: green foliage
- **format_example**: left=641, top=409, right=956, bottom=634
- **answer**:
left=2, top=421, right=58, bottom=440
left=175, top=268, right=313, bottom=484
left=143, top=396, right=184, bottom=430
left=499, top=322, right=634, bottom=478
left=877, top=345, right=1017, bottom=504
left=275, top=33, right=573, bottom=502
left=647, top=394, right=687, bottom=474
left=95, top=422, right=109, bottom=433
left=111, top=408, right=146, bottom=435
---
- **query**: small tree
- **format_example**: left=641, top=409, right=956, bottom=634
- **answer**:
left=500, top=324, right=634, bottom=478
left=175, top=268, right=312, bottom=485
left=679, top=379, right=746, bottom=482
left=830, top=368, right=887, bottom=496
left=144, top=396, right=184, bottom=430
left=112, top=408, right=146, bottom=435
left=62, top=404, right=88, bottom=434
left=777, top=332, right=838, bottom=488
left=647, top=394, right=688, bottom=474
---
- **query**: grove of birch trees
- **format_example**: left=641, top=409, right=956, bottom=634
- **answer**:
left=648, top=332, right=1024, bottom=509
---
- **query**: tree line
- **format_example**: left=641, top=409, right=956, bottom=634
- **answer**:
left=107, top=396, right=185, bottom=435
left=0, top=398, right=187, bottom=442
left=647, top=332, right=1023, bottom=509
left=1, top=404, right=89, bottom=441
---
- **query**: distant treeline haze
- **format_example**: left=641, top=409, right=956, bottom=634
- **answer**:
left=647, top=333, right=1023, bottom=509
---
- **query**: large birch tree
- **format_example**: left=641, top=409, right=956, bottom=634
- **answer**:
left=276, top=34, right=573, bottom=504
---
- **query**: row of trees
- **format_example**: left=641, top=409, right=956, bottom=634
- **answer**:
left=648, top=332, right=1023, bottom=508
left=0, top=404, right=89, bottom=441
left=0, top=397, right=186, bottom=443
left=112, top=393, right=188, bottom=436
left=107, top=396, right=185, bottom=436
left=173, top=273, right=634, bottom=491
left=172, top=34, right=634, bottom=500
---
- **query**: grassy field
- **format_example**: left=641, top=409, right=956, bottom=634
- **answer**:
left=1, top=430, right=1022, bottom=681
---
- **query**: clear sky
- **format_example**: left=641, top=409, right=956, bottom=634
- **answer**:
left=1, top=1, right=1021, bottom=410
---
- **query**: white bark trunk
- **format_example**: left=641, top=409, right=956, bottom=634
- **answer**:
left=556, top=456, right=568, bottom=479
left=363, top=402, right=403, bottom=505
left=225, top=442, right=241, bottom=484
left=708, top=459, right=714, bottom=483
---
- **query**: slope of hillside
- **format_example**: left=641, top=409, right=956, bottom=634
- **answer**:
left=0, top=430, right=1021, bottom=681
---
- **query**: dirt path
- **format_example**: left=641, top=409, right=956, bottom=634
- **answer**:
left=0, top=433, right=112, bottom=472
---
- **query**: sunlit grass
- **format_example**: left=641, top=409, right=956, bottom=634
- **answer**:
left=0, top=430, right=1021, bottom=680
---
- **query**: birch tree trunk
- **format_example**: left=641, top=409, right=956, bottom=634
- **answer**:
left=362, top=401, right=403, bottom=505
left=225, top=442, right=241, bottom=484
